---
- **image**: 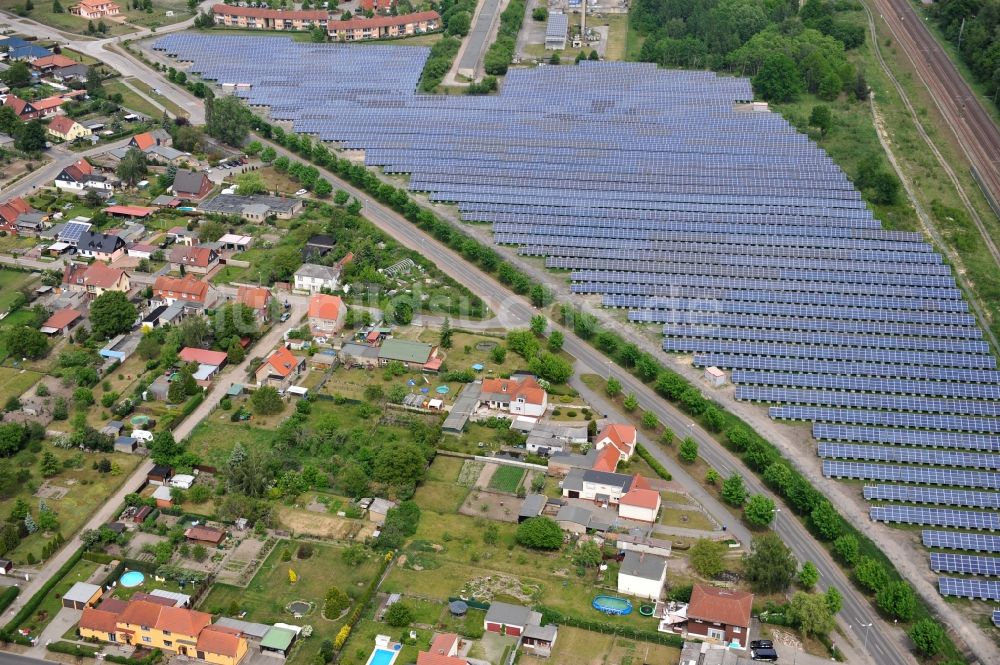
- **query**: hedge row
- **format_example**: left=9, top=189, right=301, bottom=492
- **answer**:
left=635, top=444, right=672, bottom=481
left=0, top=587, right=19, bottom=615
left=4, top=547, right=83, bottom=633
left=537, top=605, right=683, bottom=647
left=337, top=551, right=394, bottom=651
left=105, top=648, right=163, bottom=665
left=245, top=114, right=955, bottom=658
left=82, top=551, right=116, bottom=565
left=48, top=641, right=100, bottom=658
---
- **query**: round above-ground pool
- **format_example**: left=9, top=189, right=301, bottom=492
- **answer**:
left=639, top=604, right=655, bottom=616
left=592, top=595, right=633, bottom=616
left=119, top=571, right=145, bottom=588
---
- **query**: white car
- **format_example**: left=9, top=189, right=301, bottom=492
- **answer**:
left=130, top=430, right=153, bottom=442
left=295, top=189, right=308, bottom=197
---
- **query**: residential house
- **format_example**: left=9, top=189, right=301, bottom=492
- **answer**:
left=71, top=0, right=121, bottom=18
left=521, top=624, right=558, bottom=657
left=63, top=262, right=131, bottom=298
left=199, top=193, right=303, bottom=221
left=236, top=286, right=273, bottom=322
left=153, top=275, right=215, bottom=309
left=479, top=375, right=547, bottom=418
left=302, top=234, right=335, bottom=261
left=618, top=474, right=661, bottom=523
left=561, top=468, right=633, bottom=504
left=171, top=169, right=213, bottom=201
left=185, top=525, right=226, bottom=546
left=63, top=582, right=103, bottom=609
left=4, top=94, right=65, bottom=120
left=211, top=4, right=329, bottom=30
left=293, top=263, right=340, bottom=294
left=52, top=63, right=88, bottom=81
left=129, top=129, right=172, bottom=150
left=30, top=53, right=77, bottom=73
left=55, top=159, right=112, bottom=194
left=0, top=197, right=37, bottom=235
left=40, top=308, right=82, bottom=336
left=166, top=226, right=197, bottom=246
left=377, top=338, right=437, bottom=371
left=80, top=599, right=248, bottom=665
left=307, top=294, right=346, bottom=339
left=255, top=346, right=306, bottom=388
left=75, top=230, right=126, bottom=262
left=327, top=11, right=441, bottom=41
left=179, top=347, right=228, bottom=386
left=483, top=602, right=550, bottom=638
left=590, top=446, right=621, bottom=474
left=685, top=585, right=753, bottom=649
left=594, top=423, right=637, bottom=462
left=47, top=115, right=92, bottom=142
left=0, top=37, right=51, bottom=62
left=416, top=633, right=466, bottom=665
left=339, top=342, right=380, bottom=369
left=170, top=245, right=220, bottom=275
left=617, top=550, right=667, bottom=600
left=360, top=0, right=395, bottom=13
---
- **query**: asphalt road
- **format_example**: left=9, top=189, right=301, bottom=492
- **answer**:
left=261, top=138, right=913, bottom=665
left=455, top=0, right=505, bottom=76
left=0, top=652, right=47, bottom=665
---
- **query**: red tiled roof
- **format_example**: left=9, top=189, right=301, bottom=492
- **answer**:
left=170, top=245, right=217, bottom=268
left=212, top=3, right=327, bottom=20
left=179, top=347, right=228, bottom=366
left=416, top=652, right=466, bottom=665
left=130, top=593, right=176, bottom=607
left=597, top=423, right=636, bottom=450
left=32, top=96, right=68, bottom=112
left=105, top=205, right=155, bottom=217
left=265, top=346, right=301, bottom=378
left=3, top=95, right=28, bottom=116
left=481, top=376, right=546, bottom=406
left=84, top=262, right=126, bottom=289
left=197, top=625, right=244, bottom=657
left=308, top=294, right=343, bottom=320
left=0, top=197, right=33, bottom=225
left=43, top=308, right=81, bottom=331
left=47, top=115, right=80, bottom=135
left=32, top=54, right=77, bottom=69
left=429, top=633, right=458, bottom=656
left=591, top=446, right=620, bottom=473
left=80, top=607, right=119, bottom=634
left=118, top=599, right=163, bottom=629
left=237, top=285, right=271, bottom=311
left=154, top=275, right=209, bottom=303
left=687, top=584, right=753, bottom=628
left=185, top=525, right=225, bottom=544
left=130, top=132, right=155, bottom=150
left=62, top=158, right=94, bottom=183
left=620, top=487, right=660, bottom=510
left=157, top=605, right=212, bottom=636
left=327, top=10, right=439, bottom=30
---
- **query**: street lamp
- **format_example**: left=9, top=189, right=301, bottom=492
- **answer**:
left=856, top=618, right=873, bottom=653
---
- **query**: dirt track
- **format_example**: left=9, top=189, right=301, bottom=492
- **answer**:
left=871, top=0, right=1000, bottom=236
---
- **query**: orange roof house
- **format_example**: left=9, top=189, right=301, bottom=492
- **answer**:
left=0, top=197, right=34, bottom=232
left=71, top=0, right=121, bottom=19
left=417, top=633, right=465, bottom=665
left=47, top=115, right=92, bottom=142
left=619, top=474, right=661, bottom=522
left=595, top=423, right=637, bottom=462
left=197, top=625, right=247, bottom=662
left=237, top=285, right=273, bottom=321
left=179, top=347, right=228, bottom=367
left=307, top=294, right=345, bottom=337
left=153, top=275, right=212, bottom=307
left=169, top=245, right=219, bottom=273
left=591, top=445, right=621, bottom=474
left=40, top=308, right=82, bottom=335
left=479, top=375, right=548, bottom=417
left=31, top=54, right=77, bottom=70
left=686, top=584, right=754, bottom=648
left=255, top=346, right=305, bottom=388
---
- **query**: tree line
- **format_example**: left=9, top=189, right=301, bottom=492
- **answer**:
left=931, top=0, right=1000, bottom=103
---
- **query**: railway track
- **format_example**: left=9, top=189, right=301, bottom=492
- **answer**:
left=867, top=0, right=1000, bottom=263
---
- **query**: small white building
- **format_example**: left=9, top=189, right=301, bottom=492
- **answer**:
left=294, top=263, right=340, bottom=294
left=617, top=550, right=667, bottom=600
left=704, top=366, right=726, bottom=387
left=169, top=474, right=195, bottom=489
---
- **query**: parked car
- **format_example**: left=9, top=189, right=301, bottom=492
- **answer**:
left=279, top=312, right=290, bottom=322
left=750, top=641, right=778, bottom=662
left=294, top=189, right=308, bottom=197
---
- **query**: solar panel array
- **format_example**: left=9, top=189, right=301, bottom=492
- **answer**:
left=994, top=609, right=1000, bottom=627
left=870, top=505, right=1000, bottom=530
left=924, top=530, right=1000, bottom=552
left=939, top=577, right=1000, bottom=601
left=863, top=484, right=1000, bottom=509
left=930, top=553, right=1000, bottom=575
left=151, top=34, right=1000, bottom=605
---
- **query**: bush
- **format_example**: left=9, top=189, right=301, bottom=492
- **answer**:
left=532, top=7, right=547, bottom=20
left=515, top=517, right=563, bottom=550
left=384, top=602, right=413, bottom=627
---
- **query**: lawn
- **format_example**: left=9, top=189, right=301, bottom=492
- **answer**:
left=19, top=557, right=101, bottom=636
left=200, top=539, right=382, bottom=665
left=3, top=448, right=143, bottom=564
left=104, top=80, right=163, bottom=118
left=0, top=0, right=191, bottom=35
left=0, top=367, right=41, bottom=407
left=0, top=268, right=37, bottom=311
left=487, top=465, right=525, bottom=493
left=184, top=414, right=280, bottom=467
left=125, top=78, right=188, bottom=119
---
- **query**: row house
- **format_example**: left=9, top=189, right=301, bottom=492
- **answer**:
left=327, top=11, right=440, bottom=41
left=211, top=4, right=328, bottom=30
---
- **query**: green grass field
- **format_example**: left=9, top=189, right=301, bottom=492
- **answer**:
left=0, top=269, right=36, bottom=312
left=0, top=368, right=41, bottom=405
left=20, top=558, right=100, bottom=635
left=487, top=465, right=525, bottom=493
left=104, top=80, right=163, bottom=118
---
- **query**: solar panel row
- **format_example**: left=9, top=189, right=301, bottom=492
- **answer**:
left=871, top=505, right=1000, bottom=530
left=930, top=552, right=1000, bottom=575
left=863, top=484, right=1000, bottom=508
left=939, top=577, right=1000, bottom=601
left=923, top=530, right=1000, bottom=552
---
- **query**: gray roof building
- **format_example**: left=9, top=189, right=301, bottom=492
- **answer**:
left=214, top=617, right=271, bottom=639
left=295, top=263, right=340, bottom=281
left=562, top=468, right=634, bottom=494
left=76, top=230, right=125, bottom=255
left=555, top=504, right=592, bottom=528
left=484, top=601, right=540, bottom=629
left=522, top=623, right=558, bottom=643
left=518, top=494, right=547, bottom=521
left=199, top=193, right=301, bottom=216
left=619, top=550, right=667, bottom=581
left=63, top=582, right=101, bottom=606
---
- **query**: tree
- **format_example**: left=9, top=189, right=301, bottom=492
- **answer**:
left=623, top=393, right=638, bottom=412
left=753, top=53, right=803, bottom=102
left=14, top=120, right=47, bottom=152
left=3, top=326, right=48, bottom=360
left=260, top=146, right=276, bottom=163
left=311, top=25, right=326, bottom=42
left=192, top=544, right=208, bottom=561
left=490, top=346, right=506, bottom=364
left=641, top=411, right=658, bottom=429
left=116, top=147, right=148, bottom=186
left=149, top=431, right=182, bottom=466
left=832, top=534, right=859, bottom=564
left=547, top=330, right=563, bottom=352
left=515, top=517, right=563, bottom=550
left=529, top=314, right=547, bottom=335
left=90, top=292, right=137, bottom=338
left=24, top=513, right=37, bottom=535
left=528, top=352, right=572, bottom=383
left=605, top=377, right=621, bottom=397
left=439, top=317, right=453, bottom=349
left=573, top=542, right=602, bottom=568
left=324, top=586, right=350, bottom=618
left=909, top=619, right=946, bottom=657
left=743, top=533, right=796, bottom=593
left=788, top=591, right=835, bottom=638
left=532, top=6, right=547, bottom=20
left=251, top=386, right=283, bottom=415
left=314, top=179, right=332, bottom=197
left=235, top=171, right=266, bottom=195
left=384, top=602, right=413, bottom=627
left=206, top=94, right=251, bottom=147
left=40, top=451, right=60, bottom=477
left=809, top=499, right=843, bottom=541
left=797, top=561, right=819, bottom=589
left=720, top=474, right=747, bottom=506
left=743, top=494, right=775, bottom=527
left=689, top=538, right=725, bottom=578
left=339, top=463, right=369, bottom=498
left=809, top=104, right=832, bottom=136
left=679, top=437, right=698, bottom=463
left=168, top=376, right=188, bottom=404
left=824, top=586, right=842, bottom=615
left=854, top=556, right=889, bottom=593
left=876, top=581, right=916, bottom=620
left=373, top=440, right=427, bottom=488
left=0, top=107, right=18, bottom=135
left=2, top=61, right=31, bottom=88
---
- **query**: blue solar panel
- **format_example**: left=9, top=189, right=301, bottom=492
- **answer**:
left=59, top=220, right=91, bottom=243
left=863, top=485, right=1000, bottom=509
left=930, top=553, right=1000, bottom=575
left=994, top=609, right=1000, bottom=627
left=923, top=530, right=1000, bottom=552
left=871, top=505, right=1000, bottom=530
left=815, top=425, right=1000, bottom=451
left=939, top=577, right=1000, bottom=601
left=777, top=407, right=1000, bottom=433
left=823, top=461, right=1000, bottom=489
left=736, top=372, right=1000, bottom=400
left=820, top=444, right=1000, bottom=469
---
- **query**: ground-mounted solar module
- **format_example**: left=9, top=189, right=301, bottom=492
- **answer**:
left=151, top=34, right=1000, bottom=601
left=994, top=609, right=1000, bottom=627
left=923, top=530, right=1000, bottom=552
left=870, top=505, right=1000, bottom=530
left=939, top=577, right=1000, bottom=601
left=863, top=485, right=1000, bottom=509
left=930, top=552, right=1000, bottom=575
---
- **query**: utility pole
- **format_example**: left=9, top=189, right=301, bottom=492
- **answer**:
left=957, top=16, right=966, bottom=51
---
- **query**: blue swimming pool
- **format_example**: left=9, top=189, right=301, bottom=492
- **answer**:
left=119, top=571, right=145, bottom=588
left=593, top=595, right=633, bottom=616
left=365, top=648, right=399, bottom=665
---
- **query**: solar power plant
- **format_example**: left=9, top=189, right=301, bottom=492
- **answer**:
left=994, top=610, right=1000, bottom=627
left=923, top=530, right=1000, bottom=552
left=930, top=553, right=1000, bottom=575
left=939, top=577, right=1000, bottom=601
left=863, top=485, right=1000, bottom=509
left=152, top=34, right=1000, bottom=598
left=870, top=505, right=1000, bottom=530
